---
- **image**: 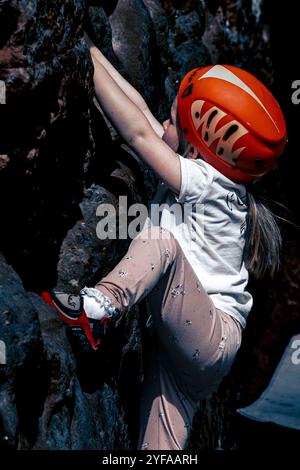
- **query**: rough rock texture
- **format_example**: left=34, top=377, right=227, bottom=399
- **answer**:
left=0, top=253, right=42, bottom=449
left=0, top=253, right=130, bottom=449
left=0, top=0, right=138, bottom=450
left=0, top=0, right=299, bottom=453
left=0, top=0, right=93, bottom=292
left=203, top=0, right=273, bottom=83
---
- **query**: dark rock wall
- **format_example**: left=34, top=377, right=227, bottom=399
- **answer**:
left=0, top=0, right=93, bottom=292
left=0, top=0, right=299, bottom=451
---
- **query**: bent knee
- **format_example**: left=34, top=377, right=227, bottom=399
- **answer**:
left=135, top=226, right=178, bottom=262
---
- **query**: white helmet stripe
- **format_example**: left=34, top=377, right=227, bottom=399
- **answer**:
left=198, top=65, right=279, bottom=132
left=191, top=100, right=248, bottom=166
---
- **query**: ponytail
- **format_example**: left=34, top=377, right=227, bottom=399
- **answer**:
left=244, top=191, right=282, bottom=279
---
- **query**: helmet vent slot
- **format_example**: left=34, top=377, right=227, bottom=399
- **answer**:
left=204, top=132, right=209, bottom=142
left=207, top=110, right=218, bottom=128
left=218, top=147, right=224, bottom=156
left=223, top=125, right=238, bottom=141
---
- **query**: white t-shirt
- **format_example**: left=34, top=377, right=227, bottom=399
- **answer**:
left=146, top=155, right=253, bottom=329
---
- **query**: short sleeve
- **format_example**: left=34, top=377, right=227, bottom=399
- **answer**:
left=176, top=155, right=214, bottom=204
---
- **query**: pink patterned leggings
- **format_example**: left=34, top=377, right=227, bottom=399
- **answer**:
left=95, top=227, right=242, bottom=450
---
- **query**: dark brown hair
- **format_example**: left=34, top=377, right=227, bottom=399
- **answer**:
left=244, top=190, right=282, bottom=278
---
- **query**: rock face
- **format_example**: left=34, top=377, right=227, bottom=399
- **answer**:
left=0, top=0, right=93, bottom=292
left=0, top=0, right=299, bottom=452
left=0, top=253, right=130, bottom=450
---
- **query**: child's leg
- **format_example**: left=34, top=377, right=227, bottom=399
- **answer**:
left=43, top=227, right=177, bottom=349
left=138, top=316, right=240, bottom=446
left=90, top=227, right=241, bottom=450
left=135, top=239, right=242, bottom=450
left=91, top=227, right=175, bottom=314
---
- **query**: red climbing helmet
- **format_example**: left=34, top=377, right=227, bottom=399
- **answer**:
left=177, top=65, right=287, bottom=183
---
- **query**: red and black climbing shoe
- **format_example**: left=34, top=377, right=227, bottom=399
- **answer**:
left=41, top=291, right=101, bottom=350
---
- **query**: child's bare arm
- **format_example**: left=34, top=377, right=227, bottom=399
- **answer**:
left=85, top=34, right=163, bottom=138
left=92, top=57, right=181, bottom=194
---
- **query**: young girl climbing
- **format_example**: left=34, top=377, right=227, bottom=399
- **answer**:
left=42, top=35, right=287, bottom=450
